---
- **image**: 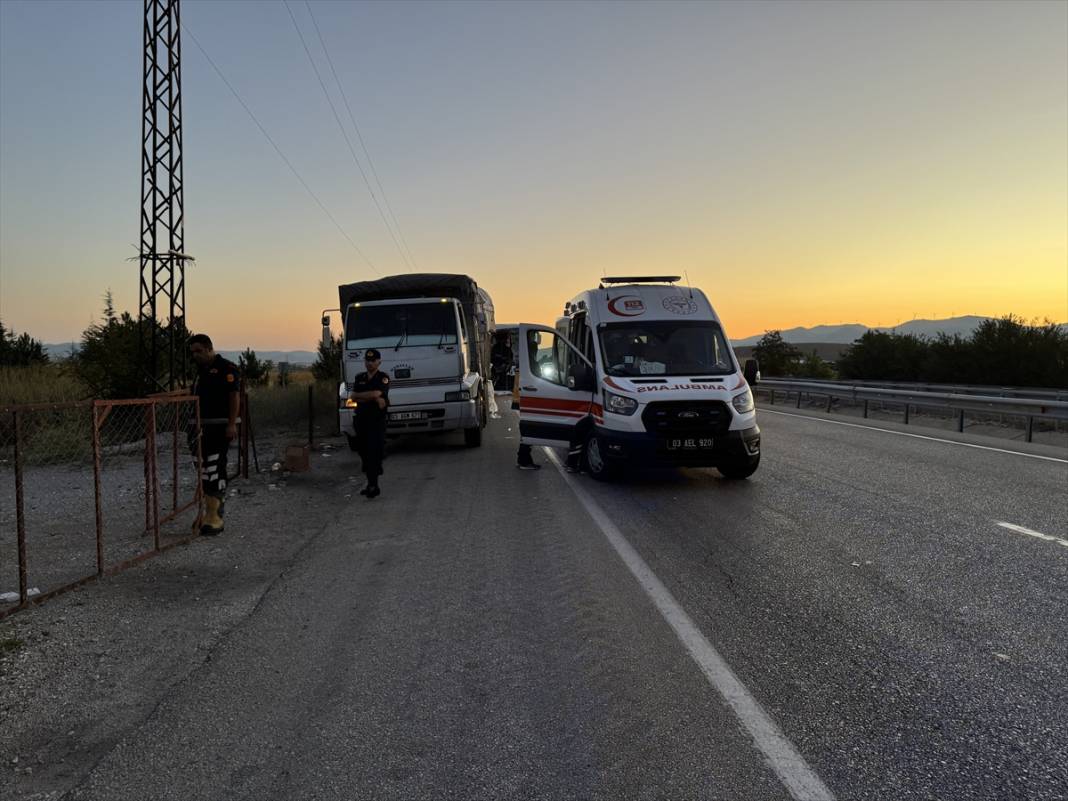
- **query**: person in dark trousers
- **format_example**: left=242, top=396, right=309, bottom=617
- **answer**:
left=349, top=348, right=390, bottom=498
left=491, top=331, right=513, bottom=392
left=189, top=334, right=241, bottom=535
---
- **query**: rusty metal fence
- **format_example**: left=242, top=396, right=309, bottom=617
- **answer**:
left=0, top=396, right=207, bottom=620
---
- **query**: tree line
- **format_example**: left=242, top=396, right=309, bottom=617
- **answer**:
left=3, top=293, right=344, bottom=400
left=752, top=316, right=1068, bottom=388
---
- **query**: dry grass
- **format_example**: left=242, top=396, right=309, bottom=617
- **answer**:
left=246, top=380, right=338, bottom=434
left=0, top=366, right=89, bottom=407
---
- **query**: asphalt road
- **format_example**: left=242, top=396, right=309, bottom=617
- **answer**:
left=3, top=405, right=1066, bottom=800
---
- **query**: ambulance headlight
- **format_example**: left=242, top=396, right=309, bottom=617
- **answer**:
left=445, top=389, right=471, bottom=402
left=604, top=390, right=638, bottom=416
left=344, top=398, right=358, bottom=408
left=732, top=387, right=755, bottom=414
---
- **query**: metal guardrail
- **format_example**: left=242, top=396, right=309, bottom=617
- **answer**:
left=755, top=378, right=1068, bottom=442
left=763, top=377, right=1068, bottom=402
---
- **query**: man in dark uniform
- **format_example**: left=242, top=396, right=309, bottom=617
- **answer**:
left=349, top=348, right=390, bottom=498
left=189, top=334, right=241, bottom=534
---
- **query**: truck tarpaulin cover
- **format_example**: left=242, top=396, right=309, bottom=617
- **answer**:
left=339, top=274, right=480, bottom=311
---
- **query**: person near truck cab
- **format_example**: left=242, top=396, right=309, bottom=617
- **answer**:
left=350, top=348, right=390, bottom=498
left=491, top=331, right=513, bottom=392
left=188, top=334, right=241, bottom=536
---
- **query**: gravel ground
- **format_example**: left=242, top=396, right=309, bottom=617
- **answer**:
left=0, top=430, right=341, bottom=801
left=2, top=444, right=205, bottom=604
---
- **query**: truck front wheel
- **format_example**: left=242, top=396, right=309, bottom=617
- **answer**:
left=464, top=426, right=483, bottom=447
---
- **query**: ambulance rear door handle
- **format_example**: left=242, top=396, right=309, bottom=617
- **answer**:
left=522, top=386, right=538, bottom=391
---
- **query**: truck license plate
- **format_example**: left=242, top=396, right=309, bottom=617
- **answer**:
left=390, top=411, right=426, bottom=421
left=666, top=437, right=713, bottom=451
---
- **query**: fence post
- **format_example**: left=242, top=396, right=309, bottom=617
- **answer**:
left=147, top=403, right=160, bottom=551
left=825, top=394, right=833, bottom=413
left=92, top=404, right=104, bottom=576
left=863, top=399, right=869, bottom=419
left=1026, top=415, right=1034, bottom=443
left=903, top=404, right=910, bottom=425
left=957, top=409, right=965, bottom=433
left=796, top=391, right=802, bottom=409
left=308, top=385, right=314, bottom=448
left=12, top=411, right=27, bottom=605
left=172, top=400, right=179, bottom=514
left=240, top=391, right=249, bottom=479
left=769, top=390, right=775, bottom=405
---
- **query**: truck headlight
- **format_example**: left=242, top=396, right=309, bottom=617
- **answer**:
left=604, top=390, right=638, bottom=416
left=732, top=387, right=755, bottom=414
left=445, top=390, right=471, bottom=402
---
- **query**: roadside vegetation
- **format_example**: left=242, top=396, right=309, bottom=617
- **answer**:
left=754, top=316, right=1067, bottom=387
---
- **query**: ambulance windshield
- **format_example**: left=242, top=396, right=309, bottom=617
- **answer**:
left=346, top=303, right=458, bottom=350
left=599, top=321, right=734, bottom=377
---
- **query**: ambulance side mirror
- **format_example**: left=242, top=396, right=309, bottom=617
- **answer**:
left=567, top=360, right=595, bottom=393
left=321, top=315, right=331, bottom=350
left=743, top=358, right=760, bottom=386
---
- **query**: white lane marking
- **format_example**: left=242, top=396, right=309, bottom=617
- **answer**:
left=760, top=409, right=1068, bottom=464
left=544, top=448, right=835, bottom=801
left=996, top=521, right=1068, bottom=549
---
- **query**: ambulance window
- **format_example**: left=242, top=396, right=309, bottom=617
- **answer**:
left=526, top=329, right=565, bottom=385
left=566, top=313, right=588, bottom=376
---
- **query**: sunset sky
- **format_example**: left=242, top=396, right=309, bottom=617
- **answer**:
left=1, top=0, right=1065, bottom=351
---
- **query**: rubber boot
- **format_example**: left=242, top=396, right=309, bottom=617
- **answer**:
left=200, top=495, right=224, bottom=535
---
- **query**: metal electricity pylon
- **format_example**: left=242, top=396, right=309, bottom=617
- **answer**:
left=139, top=0, right=192, bottom=392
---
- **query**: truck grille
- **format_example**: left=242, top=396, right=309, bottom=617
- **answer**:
left=641, top=401, right=732, bottom=435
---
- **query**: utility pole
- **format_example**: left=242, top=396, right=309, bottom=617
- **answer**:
left=139, top=0, right=192, bottom=391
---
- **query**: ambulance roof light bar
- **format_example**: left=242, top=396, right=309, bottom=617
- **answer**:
left=599, top=275, right=681, bottom=285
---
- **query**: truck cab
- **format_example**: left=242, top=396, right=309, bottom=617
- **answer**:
left=517, top=276, right=761, bottom=479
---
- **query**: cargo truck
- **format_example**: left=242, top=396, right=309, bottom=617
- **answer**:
left=325, top=274, right=494, bottom=449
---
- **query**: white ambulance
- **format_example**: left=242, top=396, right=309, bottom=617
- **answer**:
left=517, top=276, right=761, bottom=480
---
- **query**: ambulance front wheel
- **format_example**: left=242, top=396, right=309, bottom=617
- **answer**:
left=583, top=431, right=618, bottom=482
left=717, top=453, right=760, bottom=480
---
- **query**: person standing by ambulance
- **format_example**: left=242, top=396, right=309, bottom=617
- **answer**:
left=349, top=348, right=390, bottom=498
left=188, top=334, right=241, bottom=535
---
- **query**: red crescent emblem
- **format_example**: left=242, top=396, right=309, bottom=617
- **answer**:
left=607, top=295, right=645, bottom=317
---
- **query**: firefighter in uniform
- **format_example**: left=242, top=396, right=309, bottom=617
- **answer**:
left=188, top=334, right=241, bottom=534
left=349, top=348, right=390, bottom=498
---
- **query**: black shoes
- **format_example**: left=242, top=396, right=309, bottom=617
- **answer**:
left=517, top=462, right=541, bottom=471
left=365, top=486, right=381, bottom=499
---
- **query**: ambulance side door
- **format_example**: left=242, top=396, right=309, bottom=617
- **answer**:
left=517, top=324, right=595, bottom=447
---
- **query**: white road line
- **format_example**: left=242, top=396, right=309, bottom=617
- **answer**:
left=995, top=521, right=1068, bottom=549
left=760, top=409, right=1068, bottom=464
left=544, top=448, right=835, bottom=801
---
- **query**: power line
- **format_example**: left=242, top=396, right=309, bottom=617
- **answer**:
left=182, top=21, right=379, bottom=275
left=284, top=0, right=414, bottom=272
left=303, top=0, right=421, bottom=272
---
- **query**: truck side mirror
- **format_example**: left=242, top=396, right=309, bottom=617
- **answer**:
left=743, top=358, right=760, bottom=386
left=321, top=315, right=331, bottom=350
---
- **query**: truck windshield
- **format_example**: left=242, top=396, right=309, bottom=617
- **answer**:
left=346, top=303, right=458, bottom=349
left=599, top=321, right=734, bottom=377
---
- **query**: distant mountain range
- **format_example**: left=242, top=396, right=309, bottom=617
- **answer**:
left=730, top=316, right=995, bottom=346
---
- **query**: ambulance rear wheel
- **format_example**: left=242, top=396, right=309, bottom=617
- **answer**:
left=583, top=431, right=616, bottom=482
